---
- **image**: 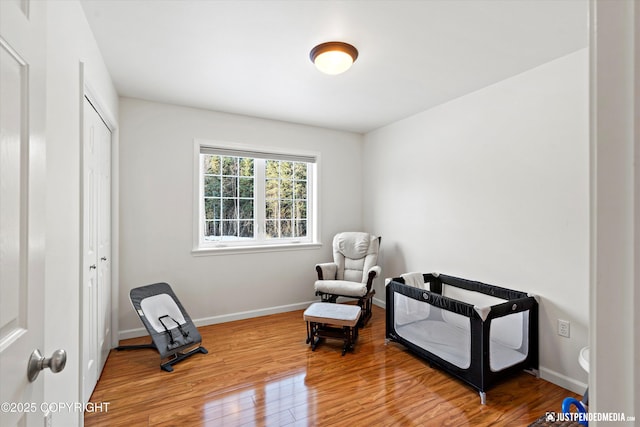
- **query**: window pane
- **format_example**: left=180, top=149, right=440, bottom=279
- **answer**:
left=295, top=201, right=306, bottom=219
left=295, top=220, right=307, bottom=237
left=204, top=220, right=220, bottom=238
left=222, top=220, right=237, bottom=238
left=239, top=177, right=254, bottom=198
left=222, top=198, right=237, bottom=220
left=239, top=199, right=253, bottom=219
left=265, top=220, right=277, bottom=238
left=265, top=178, right=279, bottom=199
left=281, top=179, right=293, bottom=199
left=204, top=176, right=221, bottom=197
left=204, top=155, right=220, bottom=175
left=281, top=200, right=292, bottom=219
left=294, top=162, right=307, bottom=180
left=294, top=181, right=307, bottom=199
left=239, top=157, right=254, bottom=177
left=266, top=160, right=279, bottom=178
left=204, top=198, right=221, bottom=220
left=222, top=156, right=238, bottom=176
left=239, top=220, right=253, bottom=238
left=281, top=161, right=293, bottom=179
left=265, top=200, right=278, bottom=220
left=222, top=176, right=237, bottom=198
left=212, top=199, right=222, bottom=219
left=280, top=220, right=292, bottom=238
left=263, top=158, right=312, bottom=241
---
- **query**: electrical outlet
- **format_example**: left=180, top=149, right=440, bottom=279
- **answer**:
left=558, top=319, right=570, bottom=338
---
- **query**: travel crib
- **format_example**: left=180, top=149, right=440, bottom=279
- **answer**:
left=116, top=282, right=208, bottom=372
left=386, top=273, right=538, bottom=404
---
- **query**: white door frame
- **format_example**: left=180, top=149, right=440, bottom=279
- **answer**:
left=588, top=0, right=639, bottom=419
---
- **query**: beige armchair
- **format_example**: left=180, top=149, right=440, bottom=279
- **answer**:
left=314, top=232, right=381, bottom=326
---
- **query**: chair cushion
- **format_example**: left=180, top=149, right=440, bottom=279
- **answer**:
left=314, top=280, right=368, bottom=297
left=335, top=232, right=372, bottom=259
left=333, top=232, right=380, bottom=283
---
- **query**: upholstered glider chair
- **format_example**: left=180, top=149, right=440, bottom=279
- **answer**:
left=314, top=232, right=381, bottom=327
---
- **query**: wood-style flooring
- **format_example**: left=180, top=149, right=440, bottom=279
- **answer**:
left=85, top=305, right=579, bottom=426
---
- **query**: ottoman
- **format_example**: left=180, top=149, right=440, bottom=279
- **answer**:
left=304, top=302, right=361, bottom=356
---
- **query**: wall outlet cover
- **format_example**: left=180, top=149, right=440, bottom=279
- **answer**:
left=558, top=319, right=570, bottom=338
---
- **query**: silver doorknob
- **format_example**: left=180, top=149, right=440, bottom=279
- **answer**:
left=27, top=349, right=66, bottom=382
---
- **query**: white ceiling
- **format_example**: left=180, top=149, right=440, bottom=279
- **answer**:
left=80, top=0, right=588, bottom=134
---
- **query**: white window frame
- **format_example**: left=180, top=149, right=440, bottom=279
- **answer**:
left=192, top=139, right=321, bottom=254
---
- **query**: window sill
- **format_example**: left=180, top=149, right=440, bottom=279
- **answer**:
left=192, top=242, right=323, bottom=256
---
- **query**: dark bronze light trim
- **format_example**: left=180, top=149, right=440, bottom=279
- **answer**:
left=309, top=41, right=359, bottom=64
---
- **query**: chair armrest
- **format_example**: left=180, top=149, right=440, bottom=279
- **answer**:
left=315, top=263, right=338, bottom=280
left=365, top=266, right=382, bottom=289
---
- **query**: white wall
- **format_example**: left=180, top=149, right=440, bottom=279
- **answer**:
left=118, top=98, right=363, bottom=335
left=45, top=1, right=118, bottom=426
left=363, top=49, right=589, bottom=393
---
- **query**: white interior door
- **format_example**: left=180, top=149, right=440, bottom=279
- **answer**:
left=0, top=1, right=47, bottom=426
left=82, top=96, right=112, bottom=404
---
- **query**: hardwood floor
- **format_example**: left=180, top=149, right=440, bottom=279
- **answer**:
left=86, top=305, right=578, bottom=426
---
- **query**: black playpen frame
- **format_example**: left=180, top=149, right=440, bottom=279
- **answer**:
left=386, top=273, right=539, bottom=404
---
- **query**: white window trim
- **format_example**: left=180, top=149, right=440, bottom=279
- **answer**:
left=192, top=139, right=321, bottom=255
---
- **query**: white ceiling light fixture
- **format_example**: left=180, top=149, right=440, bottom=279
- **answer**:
left=310, top=41, right=359, bottom=75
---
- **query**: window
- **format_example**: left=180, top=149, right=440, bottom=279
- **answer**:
left=194, top=141, right=318, bottom=252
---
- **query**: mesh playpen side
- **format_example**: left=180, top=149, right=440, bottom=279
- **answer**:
left=385, top=273, right=538, bottom=404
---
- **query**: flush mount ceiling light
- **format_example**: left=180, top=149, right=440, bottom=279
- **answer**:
left=310, top=41, right=359, bottom=75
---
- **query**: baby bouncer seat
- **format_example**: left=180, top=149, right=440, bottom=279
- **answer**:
left=116, top=282, right=208, bottom=372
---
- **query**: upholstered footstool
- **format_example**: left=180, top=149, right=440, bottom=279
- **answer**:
left=303, top=302, right=361, bottom=356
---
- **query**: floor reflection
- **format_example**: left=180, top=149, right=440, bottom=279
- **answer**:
left=202, top=371, right=310, bottom=426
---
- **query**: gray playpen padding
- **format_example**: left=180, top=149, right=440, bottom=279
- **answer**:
left=117, top=282, right=208, bottom=372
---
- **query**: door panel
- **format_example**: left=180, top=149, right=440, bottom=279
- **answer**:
left=97, top=101, right=112, bottom=374
left=0, top=35, right=26, bottom=347
left=82, top=99, right=98, bottom=404
left=0, top=0, right=46, bottom=426
left=82, top=97, right=112, bottom=404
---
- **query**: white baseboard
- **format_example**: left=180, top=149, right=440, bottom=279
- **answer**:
left=539, top=367, right=587, bottom=395
left=373, top=296, right=386, bottom=309
left=118, top=300, right=317, bottom=340
left=120, top=298, right=390, bottom=341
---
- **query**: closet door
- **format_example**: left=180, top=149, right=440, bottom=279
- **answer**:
left=82, top=96, right=112, bottom=403
left=96, top=100, right=112, bottom=375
